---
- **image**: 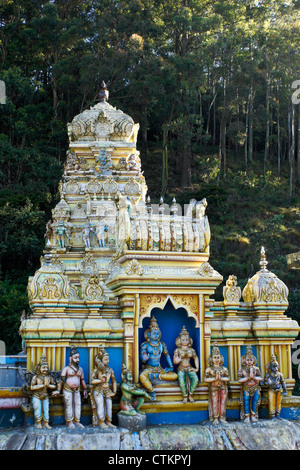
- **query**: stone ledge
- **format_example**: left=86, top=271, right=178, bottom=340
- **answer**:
left=2, top=419, right=300, bottom=450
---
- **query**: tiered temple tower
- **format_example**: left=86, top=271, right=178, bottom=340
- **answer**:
left=20, top=85, right=300, bottom=424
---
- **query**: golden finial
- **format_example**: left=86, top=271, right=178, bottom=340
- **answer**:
left=259, top=246, right=268, bottom=271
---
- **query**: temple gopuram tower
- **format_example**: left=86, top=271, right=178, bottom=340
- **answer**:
left=20, top=84, right=300, bottom=424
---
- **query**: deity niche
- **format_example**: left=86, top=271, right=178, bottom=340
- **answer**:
left=139, top=316, right=177, bottom=401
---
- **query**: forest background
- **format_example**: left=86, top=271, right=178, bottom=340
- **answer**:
left=0, top=0, right=299, bottom=385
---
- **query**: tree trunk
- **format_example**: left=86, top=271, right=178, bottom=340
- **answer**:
left=264, top=70, right=271, bottom=176
left=289, top=105, right=295, bottom=202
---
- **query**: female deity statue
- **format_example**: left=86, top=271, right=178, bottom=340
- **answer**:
left=139, top=316, right=177, bottom=401
left=204, top=342, right=229, bottom=425
left=173, top=326, right=199, bottom=403
left=238, top=345, right=263, bottom=423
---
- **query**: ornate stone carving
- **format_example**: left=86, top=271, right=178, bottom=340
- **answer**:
left=82, top=275, right=104, bottom=301
left=65, top=177, right=81, bottom=195
left=124, top=177, right=141, bottom=195
left=71, top=203, right=86, bottom=219
left=125, top=259, right=144, bottom=276
left=79, top=253, right=98, bottom=275
left=223, top=275, right=241, bottom=303
left=52, top=196, right=70, bottom=222
left=68, top=101, right=138, bottom=143
left=86, top=177, right=102, bottom=194
left=242, top=247, right=289, bottom=304
left=198, top=262, right=214, bottom=277
left=103, top=176, right=118, bottom=194
left=28, top=254, right=70, bottom=303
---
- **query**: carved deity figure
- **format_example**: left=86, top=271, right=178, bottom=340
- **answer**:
left=44, top=219, right=52, bottom=244
left=96, top=219, right=109, bottom=248
left=59, top=346, right=88, bottom=428
left=81, top=222, right=95, bottom=248
left=127, top=153, right=141, bottom=173
left=55, top=221, right=70, bottom=249
left=223, top=275, right=241, bottom=303
left=204, top=342, right=229, bottom=425
left=238, top=346, right=262, bottom=423
left=264, top=355, right=287, bottom=419
left=30, top=354, right=57, bottom=429
left=173, top=326, right=199, bottom=403
left=139, top=316, right=177, bottom=401
left=90, top=344, right=117, bottom=428
left=119, top=365, right=151, bottom=416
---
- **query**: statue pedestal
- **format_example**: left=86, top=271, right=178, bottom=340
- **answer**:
left=117, top=413, right=147, bottom=432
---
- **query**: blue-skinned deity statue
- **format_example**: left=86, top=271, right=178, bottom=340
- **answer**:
left=139, top=316, right=177, bottom=401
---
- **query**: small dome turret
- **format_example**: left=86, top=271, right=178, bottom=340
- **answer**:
left=242, top=247, right=289, bottom=304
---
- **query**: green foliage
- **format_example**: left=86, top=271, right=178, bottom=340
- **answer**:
left=0, top=0, right=299, bottom=355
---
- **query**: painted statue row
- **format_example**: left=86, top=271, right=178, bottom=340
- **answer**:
left=22, top=319, right=287, bottom=429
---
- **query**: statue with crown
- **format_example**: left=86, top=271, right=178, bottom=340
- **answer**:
left=139, top=316, right=178, bottom=401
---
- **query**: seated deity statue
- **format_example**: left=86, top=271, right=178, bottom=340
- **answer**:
left=119, top=365, right=151, bottom=416
left=139, top=316, right=177, bottom=401
left=173, top=326, right=199, bottom=403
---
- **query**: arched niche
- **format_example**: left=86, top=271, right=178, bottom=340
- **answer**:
left=139, top=293, right=199, bottom=328
left=138, top=299, right=200, bottom=373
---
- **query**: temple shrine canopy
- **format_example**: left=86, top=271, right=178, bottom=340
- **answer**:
left=20, top=82, right=300, bottom=424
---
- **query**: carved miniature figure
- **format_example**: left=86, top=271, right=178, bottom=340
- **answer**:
left=30, top=354, right=58, bottom=429
left=119, top=365, right=151, bottom=416
left=81, top=221, right=96, bottom=248
left=96, top=219, right=109, bottom=247
left=264, top=355, right=287, bottom=419
left=223, top=275, right=241, bottom=303
left=44, top=219, right=52, bottom=244
left=238, top=345, right=262, bottom=423
left=59, top=346, right=88, bottom=428
left=139, top=316, right=177, bottom=401
left=173, top=326, right=199, bottom=403
left=127, top=153, right=141, bottom=173
left=55, top=221, right=71, bottom=249
left=204, top=342, right=229, bottom=425
left=90, top=344, right=117, bottom=428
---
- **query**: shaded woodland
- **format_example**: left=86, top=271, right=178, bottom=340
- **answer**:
left=0, top=0, right=299, bottom=356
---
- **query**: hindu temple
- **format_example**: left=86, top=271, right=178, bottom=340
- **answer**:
left=17, top=83, right=300, bottom=426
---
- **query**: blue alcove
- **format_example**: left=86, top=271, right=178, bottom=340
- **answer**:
left=139, top=299, right=200, bottom=374
left=65, top=346, right=123, bottom=383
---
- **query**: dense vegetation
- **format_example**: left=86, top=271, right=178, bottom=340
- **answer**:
left=0, top=0, right=299, bottom=357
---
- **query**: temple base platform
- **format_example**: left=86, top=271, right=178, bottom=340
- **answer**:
left=2, top=418, right=300, bottom=450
